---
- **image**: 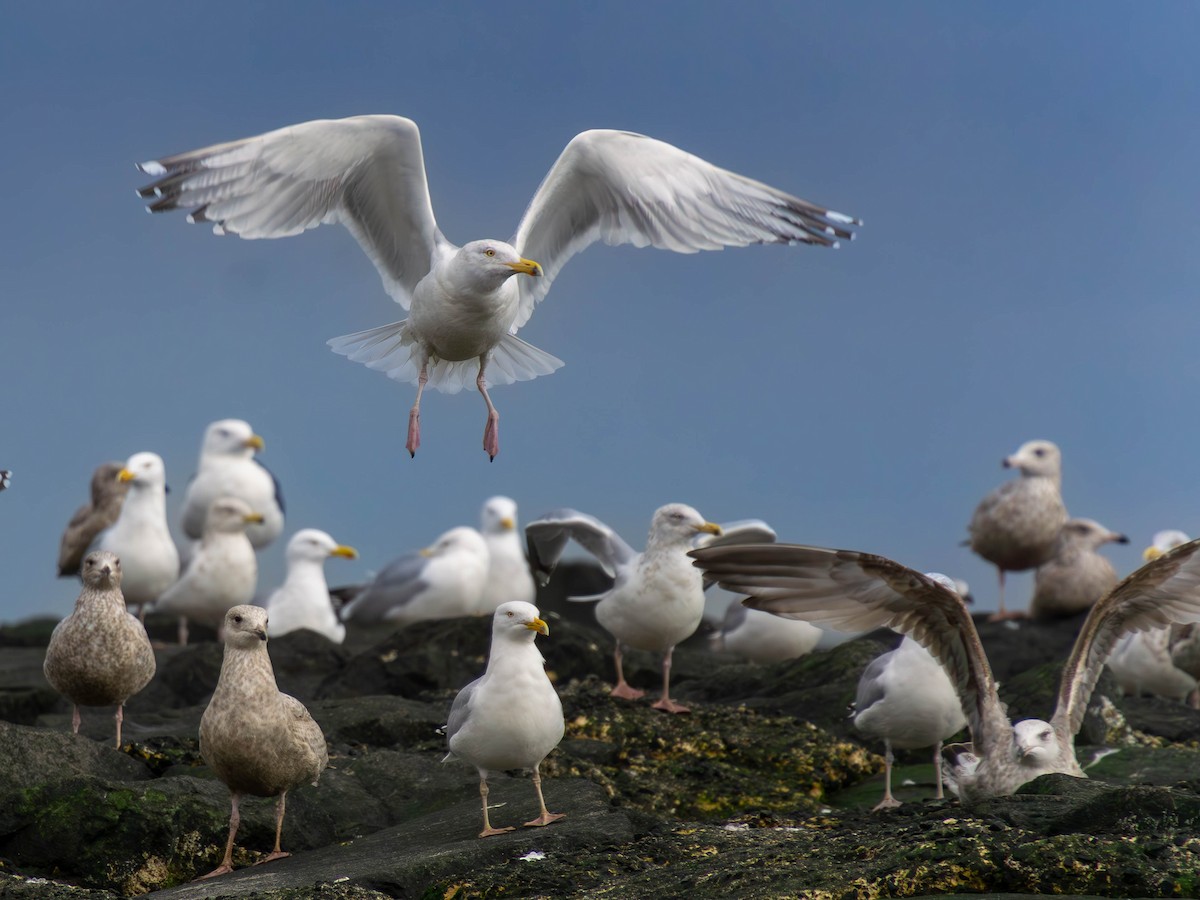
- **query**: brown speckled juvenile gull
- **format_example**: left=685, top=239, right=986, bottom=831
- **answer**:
left=199, top=605, right=328, bottom=880
left=444, top=601, right=564, bottom=838
left=43, top=551, right=156, bottom=747
left=57, top=462, right=129, bottom=577
left=1030, top=518, right=1128, bottom=620
left=691, top=538, right=1200, bottom=802
left=967, top=439, right=1068, bottom=620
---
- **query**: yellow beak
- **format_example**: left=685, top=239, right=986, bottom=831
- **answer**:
left=243, top=512, right=265, bottom=524
left=500, top=517, right=515, bottom=531
left=505, top=257, right=543, bottom=277
left=419, top=547, right=434, bottom=558
left=1144, top=546, right=1164, bottom=562
left=694, top=522, right=723, bottom=537
left=525, top=617, right=549, bottom=636
left=117, top=468, right=135, bottom=483
left=330, top=545, right=358, bottom=559
left=245, top=434, right=265, bottom=451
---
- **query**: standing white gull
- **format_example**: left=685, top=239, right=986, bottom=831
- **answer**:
left=265, top=529, right=358, bottom=643
left=711, top=596, right=822, bottom=664
left=966, top=439, right=1068, bottom=620
left=478, top=496, right=536, bottom=616
left=137, top=116, right=860, bottom=459
left=691, top=539, right=1200, bottom=801
left=340, top=526, right=490, bottom=626
left=93, top=452, right=179, bottom=618
left=444, top=601, right=565, bottom=838
left=180, top=419, right=284, bottom=552
left=525, top=505, right=774, bottom=714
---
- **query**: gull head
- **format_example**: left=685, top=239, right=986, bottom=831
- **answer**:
left=286, top=528, right=357, bottom=565
left=1002, top=439, right=1061, bottom=479
left=453, top=240, right=542, bottom=292
left=118, top=452, right=167, bottom=490
left=421, top=525, right=489, bottom=561
left=480, top=495, right=519, bottom=535
left=650, top=503, right=722, bottom=547
left=1012, top=718, right=1058, bottom=766
left=203, top=418, right=264, bottom=458
left=493, top=600, right=548, bottom=640
left=205, top=496, right=263, bottom=535
left=81, top=550, right=122, bottom=590
left=1144, top=529, right=1191, bottom=561
left=1059, top=518, right=1128, bottom=552
left=223, top=604, right=269, bottom=648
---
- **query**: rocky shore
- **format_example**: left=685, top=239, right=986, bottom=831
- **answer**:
left=2, top=592, right=1200, bottom=899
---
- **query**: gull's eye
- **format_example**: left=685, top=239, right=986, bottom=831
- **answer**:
left=233, top=614, right=243, bottom=623
left=217, top=428, right=229, bottom=438
left=484, top=248, right=496, bottom=257
left=506, top=611, right=514, bottom=617
left=1033, top=447, right=1046, bottom=458
left=86, top=559, right=94, bottom=567
left=1040, top=730, right=1051, bottom=741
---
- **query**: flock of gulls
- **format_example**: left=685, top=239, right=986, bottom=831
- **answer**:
left=22, top=112, right=1200, bottom=879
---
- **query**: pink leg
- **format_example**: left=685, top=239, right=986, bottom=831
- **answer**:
left=256, top=791, right=291, bottom=864
left=198, top=792, right=240, bottom=879
left=651, top=646, right=690, bottom=714
left=178, top=616, right=189, bottom=646
left=610, top=642, right=645, bottom=701
left=115, top=703, right=124, bottom=748
left=71, top=705, right=81, bottom=735
left=987, top=569, right=1027, bottom=622
left=477, top=772, right=514, bottom=838
left=933, top=740, right=946, bottom=800
left=477, top=356, right=499, bottom=461
left=872, top=740, right=901, bottom=810
left=524, top=763, right=566, bottom=827
left=407, top=358, right=429, bottom=458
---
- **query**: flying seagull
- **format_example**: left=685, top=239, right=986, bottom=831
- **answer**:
left=137, top=116, right=860, bottom=459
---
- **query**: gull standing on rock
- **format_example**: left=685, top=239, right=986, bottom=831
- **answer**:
left=44, top=551, right=156, bottom=748
left=967, top=439, right=1068, bottom=620
left=138, top=116, right=860, bottom=459
left=525, top=505, right=774, bottom=714
left=444, top=601, right=565, bottom=838
left=199, top=605, right=328, bottom=879
left=180, top=419, right=284, bottom=554
left=157, top=497, right=262, bottom=645
left=266, top=529, right=358, bottom=643
left=478, top=496, right=535, bottom=615
left=339, top=526, right=490, bottom=626
left=692, top=538, right=1200, bottom=801
left=94, top=452, right=179, bottom=618
left=1030, top=518, right=1128, bottom=620
left=57, top=461, right=129, bottom=577
left=711, top=596, right=822, bottom=663
left=852, top=582, right=968, bottom=810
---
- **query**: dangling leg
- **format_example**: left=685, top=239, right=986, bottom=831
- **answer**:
left=933, top=740, right=946, bottom=800
left=407, top=355, right=429, bottom=458
left=477, top=354, right=500, bottom=461
left=199, top=792, right=240, bottom=879
left=988, top=568, right=1020, bottom=621
left=114, top=703, right=124, bottom=748
left=477, top=771, right=514, bottom=838
left=872, top=739, right=901, bottom=811
left=524, top=762, right=566, bottom=827
left=71, top=705, right=81, bottom=735
left=651, top=645, right=690, bottom=714
left=610, top=641, right=645, bottom=700
left=256, top=791, right=291, bottom=864
left=178, top=616, right=189, bottom=646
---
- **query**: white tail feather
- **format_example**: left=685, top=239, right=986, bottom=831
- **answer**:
left=327, top=322, right=564, bottom=395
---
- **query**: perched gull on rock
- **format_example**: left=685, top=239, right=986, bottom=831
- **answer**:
left=340, top=526, right=490, bottom=626
left=966, top=439, right=1068, bottom=620
left=444, top=601, right=564, bottom=838
left=199, top=605, right=328, bottom=879
left=1030, top=518, right=1127, bottom=620
left=266, top=529, right=357, bottom=643
left=43, top=551, right=156, bottom=748
left=180, top=419, right=284, bottom=552
left=157, top=497, right=262, bottom=645
left=58, top=461, right=129, bottom=577
left=692, top=539, right=1200, bottom=801
left=93, top=452, right=179, bottom=617
left=711, top=595, right=822, bottom=663
left=478, top=496, right=536, bottom=616
left=852, top=577, right=968, bottom=811
left=138, top=116, right=860, bottom=459
left=525, top=505, right=774, bottom=713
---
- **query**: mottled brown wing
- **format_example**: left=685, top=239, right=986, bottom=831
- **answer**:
left=1053, top=537, right=1200, bottom=738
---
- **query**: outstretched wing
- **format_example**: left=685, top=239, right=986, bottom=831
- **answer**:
left=138, top=115, right=449, bottom=308
left=524, top=508, right=637, bottom=587
left=509, top=129, right=860, bottom=330
left=690, top=543, right=1010, bottom=756
left=1052, top=537, right=1200, bottom=738
left=692, top=518, right=777, bottom=589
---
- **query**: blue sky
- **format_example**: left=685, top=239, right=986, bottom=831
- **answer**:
left=3, top=3, right=1198, bottom=623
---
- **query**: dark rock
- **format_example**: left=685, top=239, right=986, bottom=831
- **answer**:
left=0, top=617, right=60, bottom=648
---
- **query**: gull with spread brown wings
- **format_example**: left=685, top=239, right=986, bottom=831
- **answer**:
left=137, top=116, right=859, bottom=459
left=691, top=539, right=1200, bottom=802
